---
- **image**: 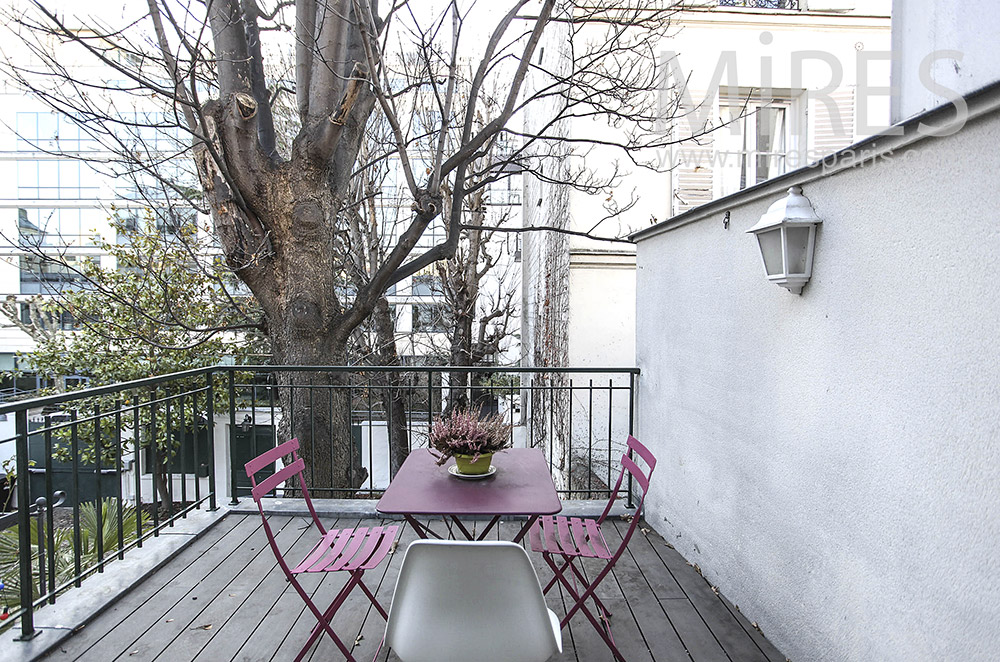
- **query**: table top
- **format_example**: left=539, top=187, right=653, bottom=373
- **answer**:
left=376, top=448, right=562, bottom=517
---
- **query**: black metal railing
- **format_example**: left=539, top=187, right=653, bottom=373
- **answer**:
left=0, top=364, right=638, bottom=639
left=0, top=367, right=218, bottom=641
left=718, top=0, right=800, bottom=9
left=223, top=365, right=638, bottom=501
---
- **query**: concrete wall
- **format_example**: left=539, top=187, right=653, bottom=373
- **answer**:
left=634, top=109, right=1000, bottom=661
left=891, top=0, right=1000, bottom=122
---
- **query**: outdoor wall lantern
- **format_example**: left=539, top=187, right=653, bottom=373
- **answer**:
left=746, top=185, right=822, bottom=294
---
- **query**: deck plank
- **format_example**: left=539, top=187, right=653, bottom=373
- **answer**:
left=227, top=518, right=340, bottom=662
left=77, top=514, right=261, bottom=662
left=636, top=522, right=774, bottom=662
left=568, top=518, right=653, bottom=662
left=717, top=594, right=788, bottom=662
left=504, top=518, right=577, bottom=662
left=33, top=512, right=787, bottom=662
left=107, top=515, right=280, bottom=662
left=40, top=515, right=247, bottom=661
left=221, top=516, right=346, bottom=662
left=601, top=518, right=692, bottom=662
left=346, top=517, right=421, bottom=662
left=153, top=515, right=299, bottom=661
left=304, top=518, right=397, bottom=662
left=186, top=516, right=314, bottom=662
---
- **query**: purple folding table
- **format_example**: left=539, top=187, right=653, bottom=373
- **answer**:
left=376, top=448, right=562, bottom=542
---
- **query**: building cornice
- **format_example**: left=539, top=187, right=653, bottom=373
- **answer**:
left=672, top=8, right=890, bottom=30
left=632, top=78, right=1000, bottom=243
left=569, top=248, right=637, bottom=269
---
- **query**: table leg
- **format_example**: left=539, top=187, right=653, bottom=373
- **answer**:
left=449, top=516, right=476, bottom=540
left=475, top=516, right=503, bottom=541
left=511, top=515, right=539, bottom=543
left=404, top=515, right=442, bottom=540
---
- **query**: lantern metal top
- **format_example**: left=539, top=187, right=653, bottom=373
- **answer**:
left=747, top=186, right=822, bottom=234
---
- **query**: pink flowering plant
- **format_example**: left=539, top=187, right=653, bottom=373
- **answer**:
left=429, top=409, right=512, bottom=466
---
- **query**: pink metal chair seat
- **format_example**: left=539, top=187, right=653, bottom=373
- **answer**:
left=530, top=515, right=614, bottom=560
left=245, top=438, right=398, bottom=662
left=290, top=525, right=396, bottom=574
left=528, top=435, right=657, bottom=662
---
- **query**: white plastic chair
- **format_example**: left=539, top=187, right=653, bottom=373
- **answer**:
left=383, top=540, right=563, bottom=662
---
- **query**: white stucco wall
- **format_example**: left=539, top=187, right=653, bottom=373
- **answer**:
left=634, top=109, right=1000, bottom=661
left=891, top=0, right=1000, bottom=123
left=567, top=251, right=636, bottom=369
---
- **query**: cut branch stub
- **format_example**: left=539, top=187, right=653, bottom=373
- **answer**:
left=412, top=189, right=443, bottom=218
left=331, top=62, right=369, bottom=126
left=305, top=62, right=370, bottom=163
left=234, top=92, right=258, bottom=120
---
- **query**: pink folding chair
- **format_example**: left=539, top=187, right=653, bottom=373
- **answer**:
left=245, top=438, right=399, bottom=662
left=528, top=435, right=656, bottom=661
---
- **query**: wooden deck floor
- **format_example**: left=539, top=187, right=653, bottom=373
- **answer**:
left=37, top=513, right=786, bottom=662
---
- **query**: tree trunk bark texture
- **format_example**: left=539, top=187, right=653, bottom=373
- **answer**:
left=372, top=298, right=410, bottom=476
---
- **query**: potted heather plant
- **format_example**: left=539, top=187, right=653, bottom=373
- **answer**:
left=429, top=409, right=512, bottom=476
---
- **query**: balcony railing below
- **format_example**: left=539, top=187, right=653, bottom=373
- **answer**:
left=718, top=0, right=800, bottom=9
left=0, top=363, right=638, bottom=641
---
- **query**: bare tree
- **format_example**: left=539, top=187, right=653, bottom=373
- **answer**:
left=3, top=1, right=685, bottom=489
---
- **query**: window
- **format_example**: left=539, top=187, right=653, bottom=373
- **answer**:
left=19, top=255, right=89, bottom=294
left=115, top=167, right=193, bottom=201
left=115, top=206, right=196, bottom=244
left=16, top=112, right=102, bottom=152
left=17, top=208, right=102, bottom=246
left=155, top=207, right=195, bottom=235
left=413, top=110, right=442, bottom=139
left=416, top=217, right=446, bottom=248
left=411, top=273, right=440, bottom=296
left=412, top=303, right=448, bottom=332
left=17, top=160, right=102, bottom=200
left=115, top=112, right=185, bottom=152
left=488, top=174, right=522, bottom=206
left=19, top=302, right=76, bottom=330
left=716, top=94, right=797, bottom=197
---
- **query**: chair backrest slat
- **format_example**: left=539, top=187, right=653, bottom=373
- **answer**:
left=252, top=457, right=305, bottom=500
left=627, top=435, right=656, bottom=471
left=599, top=435, right=657, bottom=558
left=621, top=455, right=649, bottom=493
left=245, top=437, right=299, bottom=476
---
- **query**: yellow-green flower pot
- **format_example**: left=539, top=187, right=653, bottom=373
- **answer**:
left=453, top=453, right=493, bottom=475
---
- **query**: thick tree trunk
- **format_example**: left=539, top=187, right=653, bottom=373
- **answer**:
left=372, top=298, right=409, bottom=476
left=447, top=302, right=474, bottom=413
left=253, top=169, right=371, bottom=493
left=273, top=333, right=368, bottom=494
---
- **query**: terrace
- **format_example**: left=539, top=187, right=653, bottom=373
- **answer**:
left=0, top=365, right=785, bottom=661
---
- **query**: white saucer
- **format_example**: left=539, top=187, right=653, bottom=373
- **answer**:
left=448, top=464, right=497, bottom=480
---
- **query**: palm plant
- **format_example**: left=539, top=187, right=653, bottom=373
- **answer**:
left=0, top=498, right=149, bottom=616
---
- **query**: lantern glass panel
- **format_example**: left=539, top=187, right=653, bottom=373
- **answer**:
left=756, top=228, right=784, bottom=276
left=785, top=226, right=811, bottom=275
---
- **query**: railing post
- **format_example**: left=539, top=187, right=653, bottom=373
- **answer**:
left=207, top=370, right=217, bottom=511
left=34, top=497, right=46, bottom=598
left=70, top=410, right=81, bottom=585
left=14, top=407, right=38, bottom=640
left=228, top=369, right=238, bottom=505
left=627, top=372, right=636, bottom=509
left=133, top=395, right=143, bottom=548
left=427, top=370, right=434, bottom=436
left=94, top=404, right=104, bottom=569
left=43, top=414, right=56, bottom=600
left=115, top=400, right=124, bottom=561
